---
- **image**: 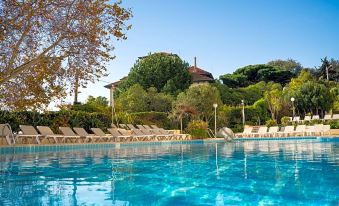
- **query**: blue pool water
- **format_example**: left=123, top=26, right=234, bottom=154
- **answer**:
left=0, top=140, right=338, bottom=205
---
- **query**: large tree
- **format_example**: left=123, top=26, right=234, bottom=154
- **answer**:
left=267, top=59, right=303, bottom=75
left=316, top=57, right=339, bottom=82
left=220, top=64, right=294, bottom=88
left=0, top=0, right=132, bottom=110
left=119, top=52, right=192, bottom=95
left=174, top=84, right=222, bottom=121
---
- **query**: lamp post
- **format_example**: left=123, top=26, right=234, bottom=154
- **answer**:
left=213, top=103, right=218, bottom=138
left=241, top=100, right=245, bottom=126
left=326, top=65, right=332, bottom=81
left=291, top=97, right=295, bottom=120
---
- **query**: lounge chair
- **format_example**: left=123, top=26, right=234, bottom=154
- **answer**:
left=322, top=125, right=331, bottom=135
left=36, top=126, right=61, bottom=143
left=131, top=129, right=155, bottom=141
left=59, top=127, right=83, bottom=143
left=150, top=125, right=160, bottom=129
left=151, top=129, right=172, bottom=140
left=332, top=114, right=339, bottom=120
left=253, top=126, right=268, bottom=137
left=38, top=126, right=82, bottom=143
left=143, top=125, right=153, bottom=130
left=292, top=116, right=300, bottom=122
left=313, top=124, right=324, bottom=136
left=119, top=124, right=129, bottom=129
left=235, top=127, right=253, bottom=138
left=73, top=127, right=104, bottom=143
left=91, top=128, right=115, bottom=142
left=136, top=125, right=146, bottom=129
left=16, top=125, right=57, bottom=144
left=277, top=125, right=295, bottom=137
left=140, top=128, right=171, bottom=141
left=119, top=128, right=141, bottom=141
left=323, top=114, right=332, bottom=121
left=303, top=116, right=311, bottom=122
left=305, top=125, right=315, bottom=136
left=126, top=124, right=137, bottom=130
left=158, top=128, right=188, bottom=140
left=107, top=128, right=133, bottom=142
left=312, top=115, right=320, bottom=120
left=267, top=126, right=279, bottom=137
left=294, top=125, right=306, bottom=136
left=0, top=124, right=14, bottom=145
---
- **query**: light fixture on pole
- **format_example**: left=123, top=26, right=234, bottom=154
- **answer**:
left=290, top=97, right=295, bottom=120
left=213, top=103, right=218, bottom=138
left=326, top=65, right=332, bottom=81
left=241, top=100, right=245, bottom=126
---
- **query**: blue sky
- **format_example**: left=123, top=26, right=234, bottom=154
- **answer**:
left=60, top=0, right=339, bottom=106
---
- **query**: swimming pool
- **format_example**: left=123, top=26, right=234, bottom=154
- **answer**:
left=0, top=139, right=337, bottom=205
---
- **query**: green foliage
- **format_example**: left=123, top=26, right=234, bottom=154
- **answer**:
left=328, top=120, right=339, bottom=129
left=264, top=82, right=284, bottom=121
left=316, top=57, right=339, bottom=82
left=71, top=96, right=110, bottom=113
left=186, top=120, right=209, bottom=139
left=115, top=84, right=148, bottom=112
left=0, top=110, right=111, bottom=133
left=293, top=81, right=333, bottom=116
left=174, top=84, right=222, bottom=121
left=115, top=84, right=173, bottom=113
left=217, top=104, right=271, bottom=133
left=130, top=112, right=172, bottom=129
left=146, top=87, right=174, bottom=112
left=213, top=81, right=267, bottom=105
left=267, top=59, right=302, bottom=75
left=220, top=64, right=294, bottom=88
left=281, top=116, right=291, bottom=126
left=265, top=119, right=278, bottom=127
left=253, top=98, right=271, bottom=123
left=120, top=52, right=192, bottom=95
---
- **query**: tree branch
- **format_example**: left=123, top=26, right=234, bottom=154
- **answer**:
left=0, top=36, right=65, bottom=85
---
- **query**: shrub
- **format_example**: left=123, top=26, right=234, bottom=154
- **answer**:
left=186, top=120, right=209, bottom=139
left=280, top=116, right=291, bottom=126
left=265, top=119, right=277, bottom=127
left=328, top=120, right=339, bottom=129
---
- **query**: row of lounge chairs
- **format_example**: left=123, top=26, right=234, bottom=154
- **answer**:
left=0, top=124, right=189, bottom=145
left=290, top=114, right=339, bottom=122
left=236, top=124, right=331, bottom=138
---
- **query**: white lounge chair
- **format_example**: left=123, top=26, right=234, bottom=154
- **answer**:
left=277, top=126, right=295, bottom=137
left=253, top=126, right=268, bottom=137
left=303, top=116, right=311, bottom=122
left=323, top=114, right=332, bottom=121
left=294, top=125, right=306, bottom=136
left=322, top=125, right=331, bottom=135
left=267, top=126, right=279, bottom=137
left=235, top=127, right=253, bottom=138
left=332, top=114, right=339, bottom=120
left=312, top=115, right=320, bottom=120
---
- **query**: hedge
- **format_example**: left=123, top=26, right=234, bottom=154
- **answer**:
left=0, top=110, right=112, bottom=133
left=0, top=110, right=175, bottom=133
